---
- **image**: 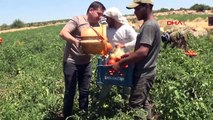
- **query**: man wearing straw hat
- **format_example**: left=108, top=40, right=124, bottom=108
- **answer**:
left=112, top=0, right=161, bottom=119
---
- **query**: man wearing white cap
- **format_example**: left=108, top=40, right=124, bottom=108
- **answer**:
left=112, top=0, right=161, bottom=119
left=104, top=7, right=137, bottom=52
left=99, top=7, right=137, bottom=100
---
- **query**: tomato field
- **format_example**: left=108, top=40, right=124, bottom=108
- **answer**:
left=0, top=24, right=213, bottom=120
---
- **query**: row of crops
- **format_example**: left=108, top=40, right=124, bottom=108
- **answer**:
left=0, top=24, right=213, bottom=120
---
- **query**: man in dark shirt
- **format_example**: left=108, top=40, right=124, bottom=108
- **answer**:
left=112, top=0, right=161, bottom=119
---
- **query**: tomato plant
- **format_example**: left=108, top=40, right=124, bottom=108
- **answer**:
left=0, top=24, right=212, bottom=120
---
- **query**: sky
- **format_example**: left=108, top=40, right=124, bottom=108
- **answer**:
left=0, top=0, right=212, bottom=25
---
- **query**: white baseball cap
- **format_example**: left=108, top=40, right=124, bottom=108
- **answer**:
left=103, top=7, right=128, bottom=24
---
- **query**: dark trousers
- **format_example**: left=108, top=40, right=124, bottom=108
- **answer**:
left=62, top=62, right=92, bottom=118
left=129, top=75, right=155, bottom=120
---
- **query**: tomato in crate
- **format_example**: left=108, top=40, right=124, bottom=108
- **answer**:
left=97, top=64, right=134, bottom=87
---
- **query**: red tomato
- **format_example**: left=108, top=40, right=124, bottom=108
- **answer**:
left=106, top=42, right=113, bottom=51
left=0, top=37, right=3, bottom=44
left=108, top=59, right=116, bottom=65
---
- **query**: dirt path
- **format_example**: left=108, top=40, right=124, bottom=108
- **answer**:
left=0, top=22, right=65, bottom=34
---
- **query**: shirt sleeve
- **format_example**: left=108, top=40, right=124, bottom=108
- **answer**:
left=140, top=24, right=155, bottom=46
left=124, top=26, right=137, bottom=49
left=63, top=16, right=78, bottom=33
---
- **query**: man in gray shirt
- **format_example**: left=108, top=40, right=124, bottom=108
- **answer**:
left=112, top=0, right=161, bottom=119
left=59, top=1, right=105, bottom=119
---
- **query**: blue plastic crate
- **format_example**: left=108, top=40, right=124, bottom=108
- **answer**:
left=97, top=64, right=133, bottom=87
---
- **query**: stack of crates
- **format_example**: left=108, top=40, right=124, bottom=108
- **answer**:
left=96, top=57, right=133, bottom=87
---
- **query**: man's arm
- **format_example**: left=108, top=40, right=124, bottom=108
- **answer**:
left=112, top=43, right=150, bottom=70
left=114, top=26, right=137, bottom=49
left=59, top=27, right=79, bottom=47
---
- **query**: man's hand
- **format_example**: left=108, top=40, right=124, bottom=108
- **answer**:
left=112, top=62, right=121, bottom=71
left=121, top=52, right=131, bottom=59
left=112, top=52, right=131, bottom=71
left=74, top=40, right=80, bottom=48
left=115, top=43, right=125, bottom=48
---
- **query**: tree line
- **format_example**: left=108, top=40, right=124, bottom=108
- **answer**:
left=156, top=3, right=212, bottom=12
left=1, top=4, right=212, bottom=30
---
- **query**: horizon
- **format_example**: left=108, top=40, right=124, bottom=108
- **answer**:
left=0, top=0, right=212, bottom=25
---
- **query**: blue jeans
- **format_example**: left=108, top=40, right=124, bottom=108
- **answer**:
left=62, top=62, right=92, bottom=118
